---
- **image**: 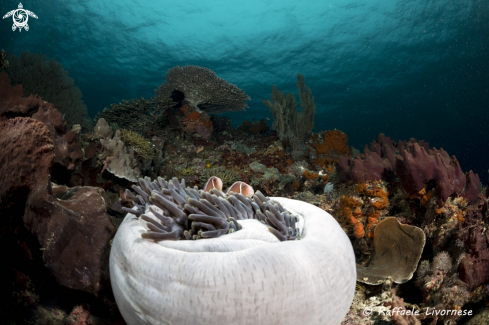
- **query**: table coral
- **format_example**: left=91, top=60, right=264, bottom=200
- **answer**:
left=155, top=65, right=250, bottom=114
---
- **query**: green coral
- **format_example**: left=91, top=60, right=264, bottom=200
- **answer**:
left=200, top=166, right=239, bottom=187
left=109, top=122, right=120, bottom=133
left=120, top=129, right=155, bottom=160
left=177, top=166, right=195, bottom=176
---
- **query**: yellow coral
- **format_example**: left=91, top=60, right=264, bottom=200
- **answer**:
left=121, top=129, right=155, bottom=160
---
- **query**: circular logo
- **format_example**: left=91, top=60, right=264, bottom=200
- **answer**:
left=363, top=307, right=372, bottom=316
left=14, top=9, right=28, bottom=28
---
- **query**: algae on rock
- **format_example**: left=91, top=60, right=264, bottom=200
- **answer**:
left=120, top=129, right=155, bottom=161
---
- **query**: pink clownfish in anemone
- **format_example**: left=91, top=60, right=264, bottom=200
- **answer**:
left=203, top=176, right=255, bottom=197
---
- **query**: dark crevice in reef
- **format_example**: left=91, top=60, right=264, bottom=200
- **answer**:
left=50, top=164, right=73, bottom=186
left=171, top=89, right=185, bottom=107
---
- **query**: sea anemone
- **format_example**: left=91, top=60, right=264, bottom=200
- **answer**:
left=121, top=176, right=299, bottom=241
left=110, top=176, right=356, bottom=325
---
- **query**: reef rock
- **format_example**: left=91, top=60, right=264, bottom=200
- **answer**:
left=0, top=117, right=114, bottom=296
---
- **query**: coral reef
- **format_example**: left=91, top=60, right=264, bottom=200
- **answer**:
left=4, top=66, right=489, bottom=324
left=262, top=73, right=315, bottom=142
left=330, top=134, right=488, bottom=324
left=155, top=65, right=250, bottom=113
left=4, top=51, right=92, bottom=129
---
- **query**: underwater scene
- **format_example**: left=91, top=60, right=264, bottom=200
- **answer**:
left=1, top=0, right=489, bottom=324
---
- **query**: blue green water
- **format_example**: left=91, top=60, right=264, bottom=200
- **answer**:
left=2, top=0, right=488, bottom=179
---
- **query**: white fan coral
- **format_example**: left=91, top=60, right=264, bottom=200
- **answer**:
left=109, top=178, right=356, bottom=325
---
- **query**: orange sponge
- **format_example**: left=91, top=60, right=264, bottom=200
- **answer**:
left=312, top=130, right=349, bottom=155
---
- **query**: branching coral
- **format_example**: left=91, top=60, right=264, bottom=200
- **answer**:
left=155, top=65, right=250, bottom=113
left=95, top=97, right=174, bottom=136
left=262, top=73, right=315, bottom=142
left=120, top=129, right=155, bottom=160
